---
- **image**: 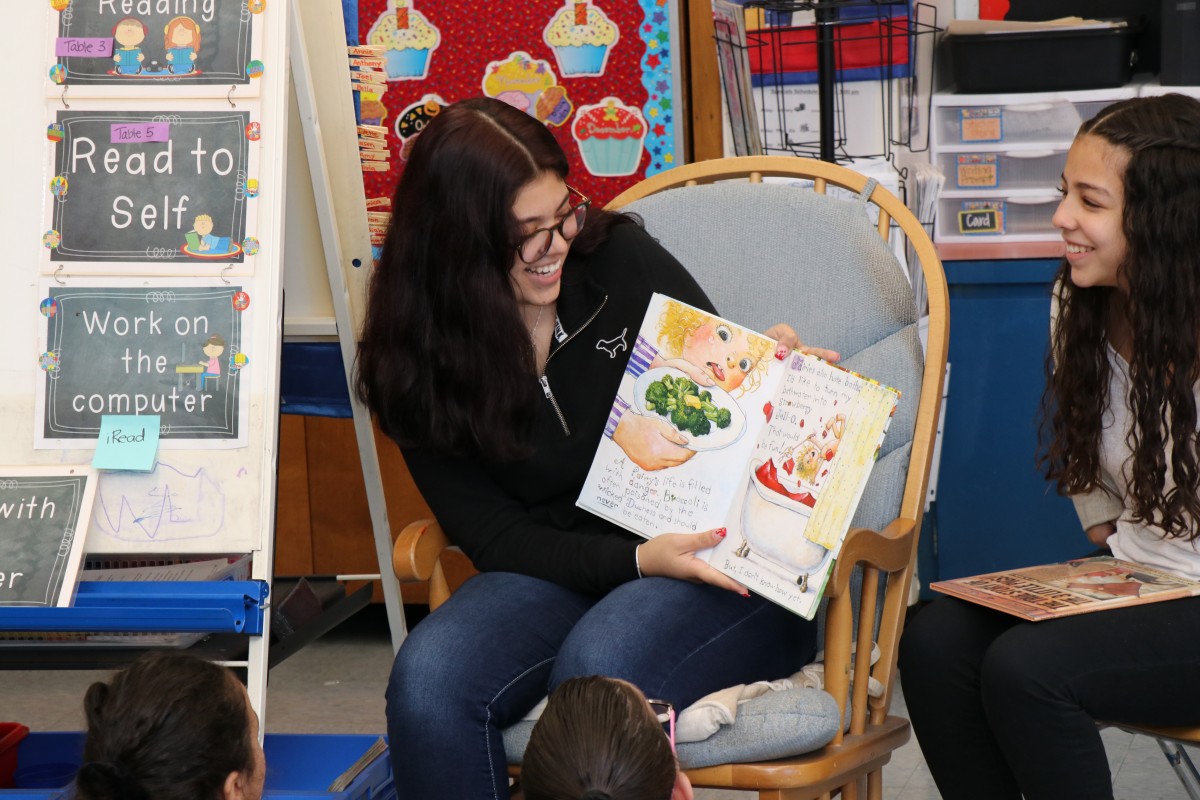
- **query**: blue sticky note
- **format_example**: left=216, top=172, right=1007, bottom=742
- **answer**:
left=93, top=415, right=160, bottom=472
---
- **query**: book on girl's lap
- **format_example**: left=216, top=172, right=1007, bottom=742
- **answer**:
left=931, top=555, right=1200, bottom=621
left=577, top=294, right=900, bottom=619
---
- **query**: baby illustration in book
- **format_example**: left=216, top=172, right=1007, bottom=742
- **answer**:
left=737, top=391, right=855, bottom=591
left=605, top=298, right=773, bottom=471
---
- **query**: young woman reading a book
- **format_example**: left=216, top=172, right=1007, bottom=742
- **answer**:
left=74, top=652, right=265, bottom=800
left=522, top=676, right=692, bottom=800
left=899, top=93, right=1200, bottom=800
left=354, top=97, right=823, bottom=798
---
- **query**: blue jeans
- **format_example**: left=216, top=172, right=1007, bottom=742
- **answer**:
left=386, top=572, right=817, bottom=798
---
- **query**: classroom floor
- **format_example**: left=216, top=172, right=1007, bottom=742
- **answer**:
left=1, top=604, right=1195, bottom=800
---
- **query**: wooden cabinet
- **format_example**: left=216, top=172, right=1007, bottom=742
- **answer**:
left=274, top=414, right=434, bottom=603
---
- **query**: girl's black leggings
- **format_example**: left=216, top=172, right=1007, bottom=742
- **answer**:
left=899, top=594, right=1200, bottom=800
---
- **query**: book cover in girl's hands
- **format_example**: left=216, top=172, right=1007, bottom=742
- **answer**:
left=577, top=294, right=900, bottom=619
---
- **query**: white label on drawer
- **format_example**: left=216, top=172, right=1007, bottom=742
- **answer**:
left=958, top=201, right=1005, bottom=234
left=960, top=107, right=1003, bottom=143
left=956, top=154, right=1000, bottom=188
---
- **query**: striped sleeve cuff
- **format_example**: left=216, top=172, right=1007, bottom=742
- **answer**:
left=605, top=395, right=631, bottom=439
left=626, top=336, right=657, bottom=377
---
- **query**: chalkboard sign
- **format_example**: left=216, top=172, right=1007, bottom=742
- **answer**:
left=37, top=283, right=249, bottom=447
left=0, top=466, right=95, bottom=608
left=48, top=0, right=264, bottom=91
left=44, top=104, right=260, bottom=269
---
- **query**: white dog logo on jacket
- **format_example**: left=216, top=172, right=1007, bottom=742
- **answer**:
left=596, top=328, right=628, bottom=359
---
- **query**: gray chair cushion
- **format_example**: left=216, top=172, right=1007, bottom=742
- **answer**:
left=502, top=686, right=841, bottom=769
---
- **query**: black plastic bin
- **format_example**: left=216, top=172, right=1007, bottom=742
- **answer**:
left=947, top=22, right=1141, bottom=93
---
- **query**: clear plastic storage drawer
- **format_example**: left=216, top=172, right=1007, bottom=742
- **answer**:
left=936, top=194, right=1061, bottom=240
left=935, top=100, right=1116, bottom=146
left=937, top=149, right=1068, bottom=191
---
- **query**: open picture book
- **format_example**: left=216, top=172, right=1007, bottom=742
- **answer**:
left=577, top=294, right=900, bottom=619
left=931, top=555, right=1200, bottom=622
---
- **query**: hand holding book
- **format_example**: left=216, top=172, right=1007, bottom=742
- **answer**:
left=612, top=412, right=695, bottom=470
left=636, top=527, right=750, bottom=597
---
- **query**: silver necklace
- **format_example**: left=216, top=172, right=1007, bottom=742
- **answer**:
left=528, top=303, right=545, bottom=341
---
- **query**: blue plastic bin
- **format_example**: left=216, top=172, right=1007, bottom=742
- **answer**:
left=4, top=733, right=79, bottom=795
left=0, top=733, right=394, bottom=800
left=264, top=735, right=394, bottom=800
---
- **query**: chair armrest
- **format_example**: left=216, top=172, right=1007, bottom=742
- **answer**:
left=826, top=518, right=916, bottom=599
left=393, top=518, right=450, bottom=582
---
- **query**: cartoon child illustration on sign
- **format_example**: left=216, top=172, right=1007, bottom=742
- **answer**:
left=164, top=16, right=201, bottom=75
left=606, top=299, right=772, bottom=471
left=184, top=214, right=236, bottom=257
left=112, top=17, right=148, bottom=75
left=198, top=334, right=225, bottom=391
left=192, top=215, right=219, bottom=251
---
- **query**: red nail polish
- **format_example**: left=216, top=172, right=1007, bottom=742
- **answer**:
left=774, top=345, right=788, bottom=360
left=715, top=527, right=727, bottom=538
left=741, top=591, right=751, bottom=598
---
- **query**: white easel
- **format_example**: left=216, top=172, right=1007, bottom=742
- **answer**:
left=288, top=0, right=407, bottom=651
left=2, top=0, right=293, bottom=725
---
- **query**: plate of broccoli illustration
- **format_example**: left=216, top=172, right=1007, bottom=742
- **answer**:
left=633, top=367, right=747, bottom=451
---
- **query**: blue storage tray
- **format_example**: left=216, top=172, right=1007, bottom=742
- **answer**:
left=0, top=581, right=268, bottom=634
left=0, top=733, right=394, bottom=800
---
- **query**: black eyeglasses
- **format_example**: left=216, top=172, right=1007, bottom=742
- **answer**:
left=514, top=186, right=590, bottom=264
left=647, top=699, right=676, bottom=754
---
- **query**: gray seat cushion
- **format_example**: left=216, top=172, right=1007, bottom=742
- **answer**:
left=502, top=686, right=841, bottom=769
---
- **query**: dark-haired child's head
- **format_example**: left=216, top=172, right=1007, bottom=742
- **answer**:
left=522, top=676, right=692, bottom=800
left=76, top=652, right=264, bottom=800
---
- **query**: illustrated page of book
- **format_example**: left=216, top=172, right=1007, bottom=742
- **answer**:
left=934, top=556, right=1200, bottom=621
left=577, top=294, right=784, bottom=540
left=705, top=352, right=899, bottom=618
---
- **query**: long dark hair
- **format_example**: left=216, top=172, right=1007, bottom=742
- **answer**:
left=522, top=676, right=677, bottom=800
left=1042, top=93, right=1200, bottom=540
left=75, top=652, right=257, bottom=800
left=355, top=97, right=631, bottom=458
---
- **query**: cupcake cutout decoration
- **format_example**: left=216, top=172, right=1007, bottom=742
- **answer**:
left=396, top=95, right=446, bottom=160
left=572, top=97, right=647, bottom=177
left=367, top=0, right=441, bottom=81
left=543, top=0, right=620, bottom=78
left=481, top=52, right=574, bottom=128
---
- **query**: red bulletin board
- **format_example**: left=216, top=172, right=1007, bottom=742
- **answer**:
left=355, top=0, right=684, bottom=208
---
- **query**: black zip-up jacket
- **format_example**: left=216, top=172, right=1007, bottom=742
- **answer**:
left=402, top=223, right=715, bottom=596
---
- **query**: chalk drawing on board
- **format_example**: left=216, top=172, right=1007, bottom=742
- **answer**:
left=91, top=461, right=227, bottom=546
left=35, top=281, right=250, bottom=449
left=46, top=0, right=264, bottom=95
left=42, top=101, right=261, bottom=275
left=0, top=465, right=96, bottom=607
